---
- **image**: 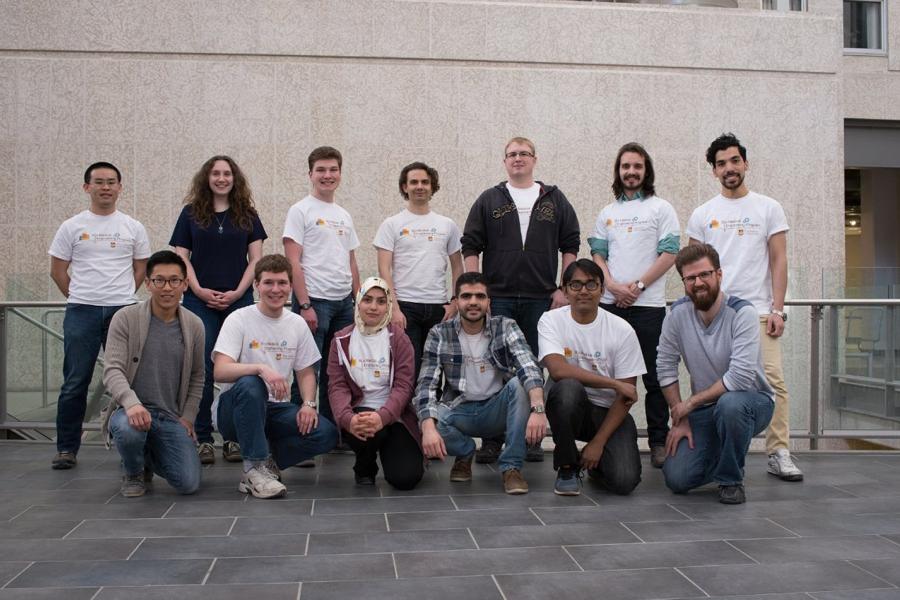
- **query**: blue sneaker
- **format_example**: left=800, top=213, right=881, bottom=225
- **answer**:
left=554, top=467, right=582, bottom=496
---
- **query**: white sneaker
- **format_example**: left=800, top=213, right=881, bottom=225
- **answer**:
left=239, top=466, right=287, bottom=498
left=767, top=448, right=803, bottom=482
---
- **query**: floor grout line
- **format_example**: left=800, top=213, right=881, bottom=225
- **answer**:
left=89, top=587, right=104, bottom=600
left=448, top=496, right=460, bottom=510
left=125, top=537, right=146, bottom=560
left=295, top=582, right=302, bottom=600
left=666, top=504, right=696, bottom=520
left=7, top=505, right=33, bottom=522
left=159, top=502, right=176, bottom=518
left=384, top=513, right=390, bottom=532
left=618, top=521, right=646, bottom=543
left=225, top=517, right=238, bottom=536
left=0, top=562, right=33, bottom=589
left=391, top=552, right=399, bottom=579
left=466, top=527, right=480, bottom=550
left=491, top=574, right=509, bottom=600
left=561, top=545, right=585, bottom=572
left=722, top=539, right=760, bottom=564
left=843, top=559, right=900, bottom=588
left=310, top=499, right=316, bottom=516
left=60, top=519, right=85, bottom=540
left=200, top=557, right=218, bottom=585
left=763, top=517, right=803, bottom=537
left=528, top=507, right=547, bottom=526
left=877, top=533, right=900, bottom=548
left=304, top=533, right=310, bottom=556
left=673, top=566, right=711, bottom=598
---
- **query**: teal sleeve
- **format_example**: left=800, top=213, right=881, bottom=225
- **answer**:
left=657, top=233, right=680, bottom=255
left=587, top=237, right=608, bottom=259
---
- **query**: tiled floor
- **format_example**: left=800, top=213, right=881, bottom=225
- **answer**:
left=2, top=441, right=900, bottom=599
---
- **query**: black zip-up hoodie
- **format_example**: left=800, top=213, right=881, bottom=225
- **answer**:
left=461, top=181, right=580, bottom=298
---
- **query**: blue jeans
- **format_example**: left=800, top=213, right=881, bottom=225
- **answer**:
left=56, top=303, right=126, bottom=454
left=182, top=288, right=255, bottom=444
left=397, top=300, right=445, bottom=376
left=217, top=375, right=338, bottom=468
left=291, top=294, right=354, bottom=423
left=663, top=392, right=775, bottom=491
left=435, top=378, right=529, bottom=472
left=489, top=296, right=551, bottom=357
left=108, top=407, right=201, bottom=494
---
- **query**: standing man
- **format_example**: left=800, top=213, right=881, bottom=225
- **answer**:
left=374, top=161, right=463, bottom=373
left=658, top=244, right=775, bottom=504
left=538, top=259, right=645, bottom=496
left=102, top=250, right=204, bottom=498
left=687, top=133, right=801, bottom=482
left=283, top=146, right=361, bottom=423
left=462, top=137, right=580, bottom=463
left=213, top=254, right=338, bottom=498
left=588, top=143, right=680, bottom=469
left=49, top=162, right=151, bottom=470
left=416, top=272, right=547, bottom=494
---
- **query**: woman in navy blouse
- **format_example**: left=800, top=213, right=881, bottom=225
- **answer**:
left=170, top=155, right=267, bottom=464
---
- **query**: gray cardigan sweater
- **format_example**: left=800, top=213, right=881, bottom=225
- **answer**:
left=100, top=300, right=205, bottom=439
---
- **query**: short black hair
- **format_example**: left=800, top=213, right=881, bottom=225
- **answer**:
left=84, top=161, right=122, bottom=184
left=562, top=258, right=604, bottom=288
left=146, top=250, right=187, bottom=278
left=454, top=271, right=489, bottom=298
left=398, top=161, right=440, bottom=199
left=705, top=133, right=747, bottom=166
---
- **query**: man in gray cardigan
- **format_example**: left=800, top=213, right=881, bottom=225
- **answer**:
left=658, top=244, right=774, bottom=505
left=102, top=250, right=205, bottom=497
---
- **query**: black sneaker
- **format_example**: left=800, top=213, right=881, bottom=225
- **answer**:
left=355, top=473, right=376, bottom=486
left=222, top=441, right=242, bottom=463
left=121, top=474, right=146, bottom=498
left=718, top=484, right=746, bottom=505
left=525, top=442, right=545, bottom=462
left=475, top=439, right=501, bottom=464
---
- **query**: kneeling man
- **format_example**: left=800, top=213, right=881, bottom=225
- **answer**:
left=416, top=272, right=547, bottom=494
left=659, top=244, right=774, bottom=504
left=102, top=250, right=204, bottom=498
left=538, top=259, right=645, bottom=496
left=213, top=254, right=337, bottom=498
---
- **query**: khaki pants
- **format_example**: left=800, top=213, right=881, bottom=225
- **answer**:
left=759, top=318, right=789, bottom=452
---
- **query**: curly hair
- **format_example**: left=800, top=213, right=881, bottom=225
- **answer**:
left=183, top=155, right=258, bottom=231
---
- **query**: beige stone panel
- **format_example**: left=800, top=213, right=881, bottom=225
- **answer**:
left=429, top=2, right=487, bottom=60
left=258, top=0, right=375, bottom=57
left=273, top=63, right=312, bottom=146
left=194, top=63, right=277, bottom=146
left=133, top=61, right=204, bottom=144
left=14, top=226, right=55, bottom=300
left=0, top=143, right=14, bottom=228
left=370, top=0, right=430, bottom=58
left=0, top=61, right=15, bottom=146
left=132, top=143, right=176, bottom=251
left=84, top=59, right=137, bottom=143
left=48, top=145, right=90, bottom=227
left=234, top=144, right=276, bottom=256
left=0, top=225, right=15, bottom=299
left=890, top=0, right=900, bottom=72
left=14, top=144, right=51, bottom=230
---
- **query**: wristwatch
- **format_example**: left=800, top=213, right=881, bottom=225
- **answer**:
left=635, top=280, right=646, bottom=291
left=303, top=400, right=318, bottom=409
left=529, top=404, right=546, bottom=414
left=771, top=308, right=787, bottom=322
left=299, top=302, right=312, bottom=311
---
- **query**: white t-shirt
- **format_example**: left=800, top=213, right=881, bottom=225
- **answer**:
left=282, top=195, right=360, bottom=301
left=538, top=306, right=646, bottom=408
left=211, top=305, right=320, bottom=428
left=590, top=195, right=680, bottom=308
left=347, top=328, right=392, bottom=410
left=506, top=182, right=540, bottom=245
left=460, top=330, right=504, bottom=401
left=686, top=191, right=789, bottom=315
left=48, top=210, right=151, bottom=306
left=373, top=209, right=462, bottom=304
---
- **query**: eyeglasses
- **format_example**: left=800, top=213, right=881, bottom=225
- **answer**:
left=567, top=280, right=600, bottom=291
left=505, top=151, right=534, bottom=159
left=148, top=277, right=185, bottom=289
left=682, top=270, right=716, bottom=285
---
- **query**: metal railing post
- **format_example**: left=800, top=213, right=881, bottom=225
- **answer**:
left=809, top=304, right=823, bottom=450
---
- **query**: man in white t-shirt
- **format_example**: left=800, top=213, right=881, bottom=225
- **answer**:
left=686, top=133, right=801, bottom=482
left=588, top=143, right=680, bottom=469
left=48, top=162, right=151, bottom=470
left=538, top=259, right=645, bottom=496
left=374, top=161, right=463, bottom=374
left=213, top=254, right=338, bottom=498
left=462, top=136, right=581, bottom=464
left=283, top=146, right=361, bottom=423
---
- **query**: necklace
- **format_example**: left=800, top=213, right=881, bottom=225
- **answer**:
left=214, top=212, right=227, bottom=234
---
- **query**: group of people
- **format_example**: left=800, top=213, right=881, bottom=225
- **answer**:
left=47, top=132, right=801, bottom=505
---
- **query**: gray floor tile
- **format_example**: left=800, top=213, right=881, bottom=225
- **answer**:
left=494, top=568, right=703, bottom=600
left=773, top=513, right=900, bottom=536
left=671, top=595, right=815, bottom=600
left=451, top=492, right=596, bottom=510
left=811, top=590, right=900, bottom=600
left=668, top=499, right=815, bottom=520
left=387, top=508, right=541, bottom=531
left=533, top=504, right=689, bottom=525
left=851, top=558, right=900, bottom=586
left=230, top=513, right=387, bottom=535
left=733, top=535, right=900, bottom=563
left=0, top=502, right=30, bottom=521
left=625, top=518, right=797, bottom=542
left=164, top=499, right=313, bottom=517
left=313, top=495, right=455, bottom=514
left=471, top=522, right=640, bottom=548
left=395, top=547, right=578, bottom=578
left=301, top=575, right=503, bottom=599
left=105, top=484, right=248, bottom=502
left=308, top=528, right=474, bottom=555
left=0, top=589, right=101, bottom=600
left=17, top=501, right=174, bottom=520
left=208, top=554, right=395, bottom=584
left=132, top=533, right=309, bottom=559
left=0, top=539, right=140, bottom=562
left=0, top=561, right=29, bottom=586
left=680, top=560, right=889, bottom=596
left=567, top=540, right=753, bottom=570
left=834, top=482, right=900, bottom=498
left=66, top=516, right=233, bottom=538
left=7, top=559, right=211, bottom=588
left=0, top=489, right=116, bottom=505
left=0, top=520, right=80, bottom=540
left=96, top=583, right=301, bottom=600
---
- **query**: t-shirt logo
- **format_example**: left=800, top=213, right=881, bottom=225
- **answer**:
left=401, top=228, right=410, bottom=236
left=275, top=353, right=283, bottom=360
left=350, top=358, right=358, bottom=367
left=249, top=340, right=261, bottom=349
left=316, top=218, right=326, bottom=226
left=708, top=219, right=720, bottom=229
left=373, top=370, right=381, bottom=378
left=564, top=347, right=573, bottom=358
left=80, top=232, right=90, bottom=240
left=606, top=218, right=613, bottom=227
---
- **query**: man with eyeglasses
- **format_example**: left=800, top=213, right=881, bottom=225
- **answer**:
left=588, top=142, right=680, bottom=469
left=48, top=162, right=151, bottom=470
left=658, top=244, right=774, bottom=505
left=416, top=272, right=547, bottom=495
left=461, top=137, right=580, bottom=464
left=100, top=251, right=204, bottom=497
left=537, top=259, right=645, bottom=496
left=686, top=133, right=801, bottom=483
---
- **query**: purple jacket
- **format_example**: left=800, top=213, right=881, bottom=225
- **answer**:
left=326, top=323, right=422, bottom=447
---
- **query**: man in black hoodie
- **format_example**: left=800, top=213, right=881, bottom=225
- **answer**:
left=462, top=137, right=580, bottom=463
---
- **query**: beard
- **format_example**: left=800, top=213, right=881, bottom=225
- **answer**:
left=689, top=284, right=719, bottom=311
left=720, top=171, right=745, bottom=190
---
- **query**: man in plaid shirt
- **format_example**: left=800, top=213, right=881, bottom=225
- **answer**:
left=415, top=272, right=548, bottom=494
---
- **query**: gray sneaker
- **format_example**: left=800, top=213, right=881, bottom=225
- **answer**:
left=239, top=466, right=287, bottom=499
left=650, top=446, right=667, bottom=469
left=198, top=442, right=215, bottom=465
left=265, top=456, right=282, bottom=481
left=767, top=448, right=803, bottom=482
left=554, top=467, right=582, bottom=496
left=718, top=484, right=746, bottom=504
left=121, top=474, right=146, bottom=498
left=222, top=441, right=242, bottom=463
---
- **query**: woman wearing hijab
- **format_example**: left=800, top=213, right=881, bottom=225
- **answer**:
left=327, top=277, right=424, bottom=490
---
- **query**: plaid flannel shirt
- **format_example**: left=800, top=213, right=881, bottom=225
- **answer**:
left=414, top=315, right=544, bottom=422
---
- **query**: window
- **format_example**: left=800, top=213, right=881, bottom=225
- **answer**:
left=763, top=0, right=806, bottom=11
left=844, top=0, right=885, bottom=52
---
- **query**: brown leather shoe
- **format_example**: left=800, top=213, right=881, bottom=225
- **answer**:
left=650, top=446, right=667, bottom=469
left=449, top=455, right=473, bottom=482
left=502, top=468, right=529, bottom=495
